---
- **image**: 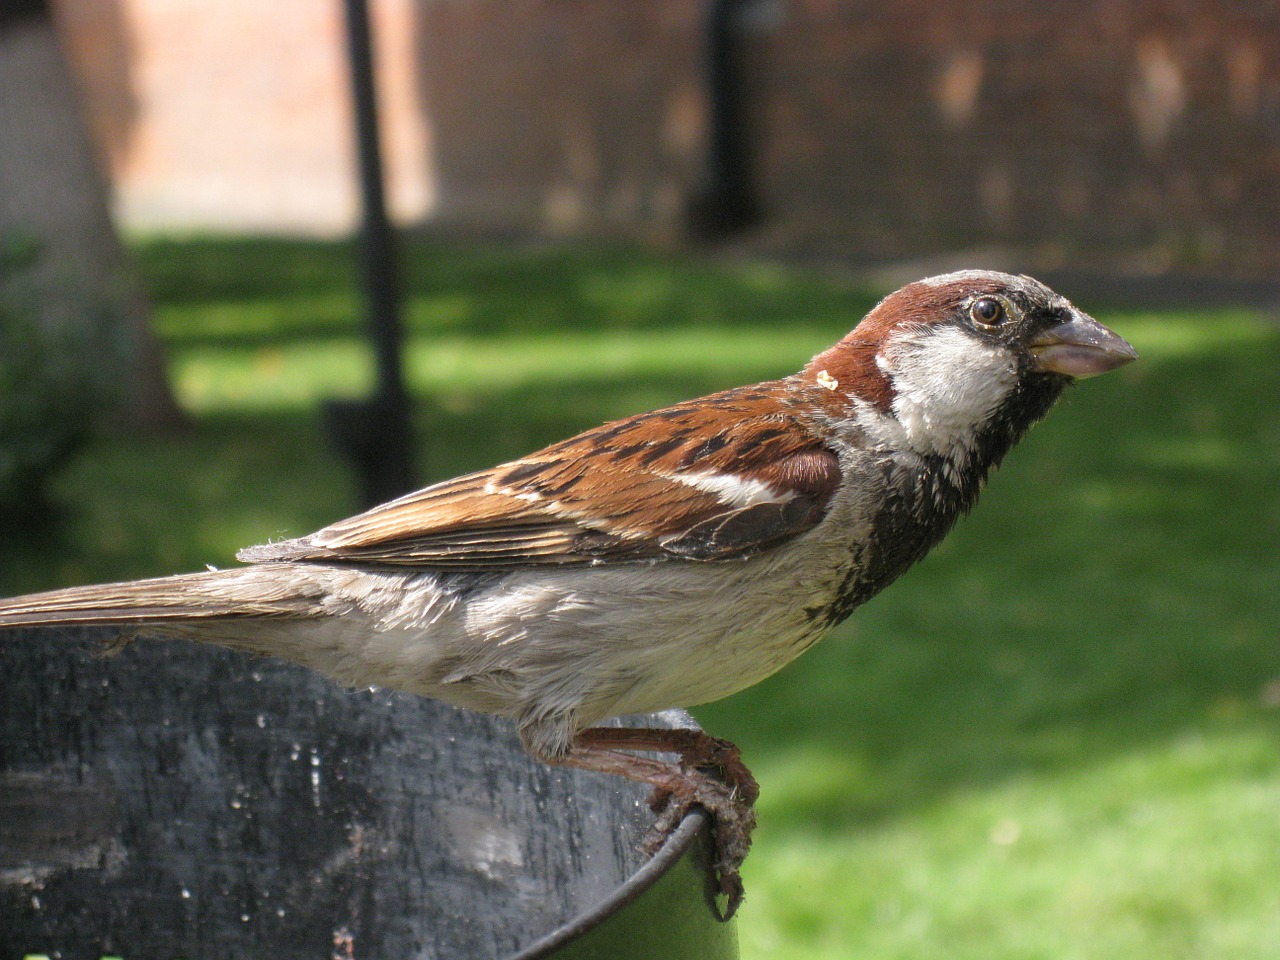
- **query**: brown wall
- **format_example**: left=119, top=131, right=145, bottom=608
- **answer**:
left=413, top=1, right=706, bottom=238
left=743, top=0, right=1280, bottom=272
left=53, top=0, right=1280, bottom=272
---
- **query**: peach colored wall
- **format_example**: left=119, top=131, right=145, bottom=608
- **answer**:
left=54, top=0, right=432, bottom=234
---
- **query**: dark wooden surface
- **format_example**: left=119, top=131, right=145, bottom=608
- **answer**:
left=0, top=627, right=738, bottom=959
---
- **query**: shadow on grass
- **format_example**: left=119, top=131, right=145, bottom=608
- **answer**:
left=0, top=410, right=355, bottom=596
left=136, top=235, right=878, bottom=349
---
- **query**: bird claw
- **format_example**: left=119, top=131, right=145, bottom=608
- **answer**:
left=639, top=756, right=757, bottom=920
left=554, top=727, right=759, bottom=920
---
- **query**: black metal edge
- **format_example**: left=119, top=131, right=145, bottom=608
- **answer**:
left=508, top=805, right=711, bottom=960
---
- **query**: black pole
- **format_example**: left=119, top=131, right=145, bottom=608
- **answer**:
left=686, top=0, right=761, bottom=241
left=328, top=0, right=416, bottom=506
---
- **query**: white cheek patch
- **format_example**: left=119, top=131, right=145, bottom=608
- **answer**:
left=670, top=470, right=794, bottom=508
left=880, top=326, right=1018, bottom=459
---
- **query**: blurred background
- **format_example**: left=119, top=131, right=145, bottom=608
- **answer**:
left=2, top=1, right=1279, bottom=957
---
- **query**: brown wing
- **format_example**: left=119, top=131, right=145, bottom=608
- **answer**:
left=238, top=384, right=842, bottom=569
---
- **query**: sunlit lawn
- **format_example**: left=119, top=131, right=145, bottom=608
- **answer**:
left=8, top=237, right=1280, bottom=959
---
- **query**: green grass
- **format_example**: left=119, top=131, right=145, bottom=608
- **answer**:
left=8, top=237, right=1280, bottom=958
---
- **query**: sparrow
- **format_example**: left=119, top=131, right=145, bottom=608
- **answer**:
left=0, top=271, right=1136, bottom=918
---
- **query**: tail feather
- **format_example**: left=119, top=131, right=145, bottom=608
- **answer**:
left=0, top=567, right=319, bottom=629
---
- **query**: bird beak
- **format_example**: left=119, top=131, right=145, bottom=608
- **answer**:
left=1029, top=312, right=1139, bottom=378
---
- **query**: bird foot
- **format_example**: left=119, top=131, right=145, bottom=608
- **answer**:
left=558, top=727, right=758, bottom=920
left=641, top=767, right=756, bottom=918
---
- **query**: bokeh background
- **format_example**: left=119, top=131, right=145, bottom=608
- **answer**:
left=3, top=2, right=1279, bottom=957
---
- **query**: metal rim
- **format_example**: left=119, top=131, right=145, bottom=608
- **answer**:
left=509, top=806, right=710, bottom=959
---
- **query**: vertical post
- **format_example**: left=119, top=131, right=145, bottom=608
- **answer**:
left=329, top=0, right=416, bottom=506
left=686, top=0, right=761, bottom=241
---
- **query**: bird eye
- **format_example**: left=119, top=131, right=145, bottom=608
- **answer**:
left=970, top=297, right=1005, bottom=326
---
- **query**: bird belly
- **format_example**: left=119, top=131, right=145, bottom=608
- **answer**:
left=441, top=537, right=857, bottom=728
left=178, top=543, right=859, bottom=757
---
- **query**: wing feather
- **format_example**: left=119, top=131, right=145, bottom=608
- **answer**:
left=238, top=382, right=843, bottom=568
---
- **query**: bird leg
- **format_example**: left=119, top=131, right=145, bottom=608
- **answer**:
left=547, top=726, right=758, bottom=920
